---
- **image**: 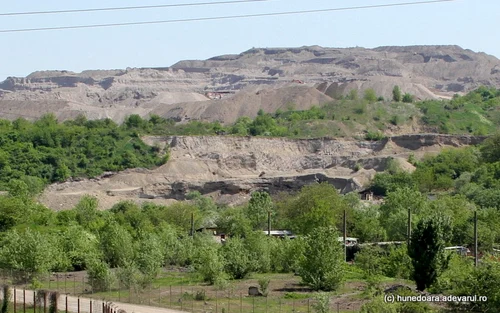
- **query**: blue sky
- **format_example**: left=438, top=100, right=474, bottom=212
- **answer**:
left=0, top=0, right=497, bottom=81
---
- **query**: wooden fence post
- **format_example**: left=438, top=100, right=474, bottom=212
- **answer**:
left=14, top=288, right=17, bottom=313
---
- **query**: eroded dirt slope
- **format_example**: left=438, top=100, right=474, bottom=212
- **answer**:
left=1, top=45, right=499, bottom=124
left=39, top=134, right=486, bottom=210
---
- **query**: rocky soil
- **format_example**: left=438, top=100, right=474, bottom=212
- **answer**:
left=1, top=45, right=499, bottom=124
left=38, top=134, right=486, bottom=210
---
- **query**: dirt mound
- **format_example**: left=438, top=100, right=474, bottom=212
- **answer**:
left=1, top=45, right=499, bottom=124
left=38, top=134, right=486, bottom=211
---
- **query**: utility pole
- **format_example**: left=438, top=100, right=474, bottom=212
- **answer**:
left=407, top=208, right=412, bottom=246
left=343, top=209, right=347, bottom=262
left=190, top=212, right=195, bottom=237
left=267, top=211, right=271, bottom=236
left=474, top=210, right=478, bottom=267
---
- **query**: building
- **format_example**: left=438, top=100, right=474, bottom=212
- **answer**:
left=338, top=237, right=358, bottom=246
left=262, top=230, right=296, bottom=239
left=195, top=226, right=226, bottom=243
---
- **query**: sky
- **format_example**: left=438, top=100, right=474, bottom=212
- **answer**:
left=0, top=0, right=498, bottom=81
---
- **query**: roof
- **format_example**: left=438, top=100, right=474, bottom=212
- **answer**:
left=445, top=246, right=470, bottom=251
left=338, top=237, right=358, bottom=241
left=263, top=230, right=294, bottom=236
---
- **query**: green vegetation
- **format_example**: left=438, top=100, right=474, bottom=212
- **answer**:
left=408, top=216, right=450, bottom=291
left=0, top=114, right=167, bottom=191
left=2, top=86, right=500, bottom=312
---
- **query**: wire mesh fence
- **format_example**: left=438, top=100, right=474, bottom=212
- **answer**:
left=0, top=269, right=361, bottom=313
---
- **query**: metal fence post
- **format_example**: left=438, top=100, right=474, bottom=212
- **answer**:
left=23, top=289, right=26, bottom=313
left=90, top=300, right=92, bottom=313
left=65, top=295, right=68, bottom=313
left=240, top=293, right=242, bottom=313
left=33, top=290, right=36, bottom=313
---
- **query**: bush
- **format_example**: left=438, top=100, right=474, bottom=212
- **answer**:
left=354, top=246, right=386, bottom=277
left=258, top=277, right=270, bottom=297
left=312, top=292, right=331, bottom=313
left=383, top=245, right=412, bottom=280
left=364, top=89, right=378, bottom=103
left=116, top=261, right=141, bottom=290
left=87, top=260, right=114, bottom=292
left=402, top=93, right=415, bottom=103
left=360, top=296, right=397, bottom=313
left=365, top=131, right=385, bottom=141
left=194, top=290, right=207, bottom=301
left=354, top=163, right=362, bottom=172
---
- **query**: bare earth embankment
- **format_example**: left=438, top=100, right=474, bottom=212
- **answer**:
left=39, top=134, right=486, bottom=210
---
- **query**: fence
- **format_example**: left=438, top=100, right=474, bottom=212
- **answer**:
left=0, top=269, right=361, bottom=313
left=0, top=286, right=117, bottom=313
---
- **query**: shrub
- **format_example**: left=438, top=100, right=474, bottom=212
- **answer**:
left=87, top=260, right=114, bottom=292
left=354, top=163, right=362, bottom=172
left=402, top=93, right=415, bottom=103
left=365, top=131, right=385, bottom=141
left=312, top=292, right=331, bottom=313
left=195, top=290, right=207, bottom=301
left=360, top=296, right=397, bottom=313
left=258, top=277, right=270, bottom=297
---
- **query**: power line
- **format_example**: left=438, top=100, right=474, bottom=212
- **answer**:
left=0, top=0, right=457, bottom=34
left=0, top=0, right=273, bottom=17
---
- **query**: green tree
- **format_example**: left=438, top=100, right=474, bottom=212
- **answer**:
left=221, top=236, right=253, bottom=279
left=59, top=225, right=101, bottom=271
left=480, top=132, right=500, bottom=163
left=135, top=232, right=164, bottom=285
left=284, top=183, right=348, bottom=235
left=299, top=226, right=345, bottom=291
left=0, top=228, right=58, bottom=282
left=392, top=86, right=402, bottom=102
left=99, top=222, right=135, bottom=268
left=408, top=216, right=450, bottom=291
left=246, top=191, right=274, bottom=230
left=192, top=234, right=225, bottom=284
left=363, top=88, right=378, bottom=103
left=74, top=196, right=101, bottom=230
left=380, top=187, right=428, bottom=241
left=87, top=259, right=114, bottom=292
left=215, top=207, right=252, bottom=238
